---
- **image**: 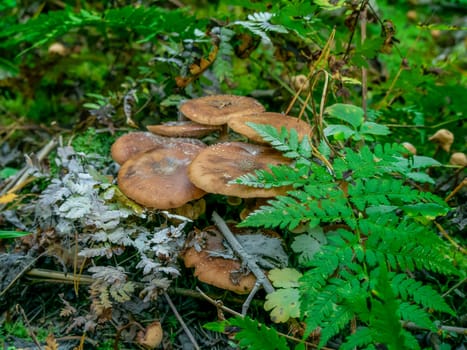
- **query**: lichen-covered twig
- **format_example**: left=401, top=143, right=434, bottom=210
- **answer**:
left=211, top=211, right=274, bottom=295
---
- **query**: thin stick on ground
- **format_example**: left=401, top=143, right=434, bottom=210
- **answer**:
left=0, top=137, right=58, bottom=196
left=163, top=292, right=201, bottom=350
left=16, top=304, right=42, bottom=349
left=211, top=211, right=274, bottom=295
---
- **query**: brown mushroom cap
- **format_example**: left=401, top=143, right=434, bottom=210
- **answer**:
left=449, top=152, right=467, bottom=166
left=111, top=132, right=166, bottom=165
left=179, top=95, right=265, bottom=125
left=147, top=121, right=221, bottom=138
left=111, top=131, right=205, bottom=165
left=429, top=129, right=454, bottom=152
left=136, top=321, right=163, bottom=349
left=181, top=225, right=258, bottom=294
left=188, top=142, right=292, bottom=198
left=117, top=143, right=206, bottom=209
left=228, top=112, right=313, bottom=144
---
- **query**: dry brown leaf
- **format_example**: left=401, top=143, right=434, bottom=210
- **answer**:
left=45, top=333, right=59, bottom=350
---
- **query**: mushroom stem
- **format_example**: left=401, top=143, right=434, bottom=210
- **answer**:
left=211, top=211, right=275, bottom=295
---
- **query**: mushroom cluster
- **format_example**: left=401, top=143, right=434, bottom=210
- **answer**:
left=112, top=94, right=310, bottom=212
left=111, top=94, right=310, bottom=293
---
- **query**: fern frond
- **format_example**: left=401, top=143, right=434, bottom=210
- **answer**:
left=340, top=327, right=374, bottom=350
left=246, top=122, right=313, bottom=161
left=318, top=304, right=354, bottom=348
left=232, top=12, right=288, bottom=45
left=240, top=185, right=354, bottom=230
left=361, top=216, right=457, bottom=275
left=399, top=302, right=435, bottom=331
left=1, top=6, right=196, bottom=49
left=228, top=315, right=289, bottom=350
left=212, top=27, right=235, bottom=82
left=369, top=265, right=410, bottom=350
left=233, top=164, right=309, bottom=189
left=391, top=274, right=455, bottom=315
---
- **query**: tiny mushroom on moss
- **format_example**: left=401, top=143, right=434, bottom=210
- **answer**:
left=402, top=142, right=417, bottom=155
left=179, top=94, right=265, bottom=126
left=117, top=142, right=206, bottom=209
left=136, top=321, right=163, bottom=349
left=449, top=152, right=467, bottom=167
left=147, top=121, right=221, bottom=138
left=429, top=129, right=454, bottom=152
left=228, top=112, right=313, bottom=144
left=188, top=142, right=292, bottom=198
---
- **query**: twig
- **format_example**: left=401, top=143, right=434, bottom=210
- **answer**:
left=444, top=177, right=466, bottom=203
left=54, top=335, right=98, bottom=347
left=402, top=321, right=467, bottom=335
left=0, top=138, right=58, bottom=196
left=360, top=4, right=368, bottom=119
left=25, top=268, right=96, bottom=285
left=442, top=277, right=467, bottom=298
left=16, top=304, right=42, bottom=349
left=196, top=287, right=243, bottom=318
left=163, top=292, right=201, bottom=350
left=212, top=211, right=274, bottom=294
left=241, top=282, right=261, bottom=315
left=434, top=222, right=466, bottom=255
left=196, top=287, right=328, bottom=349
left=0, top=252, right=48, bottom=298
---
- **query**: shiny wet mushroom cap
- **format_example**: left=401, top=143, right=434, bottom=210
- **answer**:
left=111, top=132, right=166, bottom=165
left=111, top=131, right=205, bottom=165
left=188, top=142, right=292, bottom=198
left=179, top=95, right=265, bottom=126
left=228, top=112, right=313, bottom=144
left=147, top=121, right=221, bottom=138
left=117, top=143, right=206, bottom=209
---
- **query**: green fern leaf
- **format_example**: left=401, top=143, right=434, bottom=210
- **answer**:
left=232, top=12, right=288, bottom=45
left=341, top=327, right=374, bottom=350
left=392, top=274, right=454, bottom=315
left=1, top=6, right=197, bottom=50
left=318, top=303, right=354, bottom=348
left=369, top=266, right=410, bottom=350
left=399, top=302, right=435, bottom=331
left=212, top=27, right=235, bottom=82
left=229, top=315, right=289, bottom=350
left=245, top=122, right=312, bottom=161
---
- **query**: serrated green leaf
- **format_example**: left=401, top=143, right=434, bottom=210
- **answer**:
left=291, top=229, right=326, bottom=263
left=264, top=288, right=301, bottom=323
left=401, top=202, right=450, bottom=220
left=268, top=268, right=302, bottom=288
left=360, top=122, right=390, bottom=136
left=324, top=124, right=356, bottom=140
left=229, top=316, right=289, bottom=350
left=325, top=103, right=364, bottom=128
left=404, top=172, right=435, bottom=184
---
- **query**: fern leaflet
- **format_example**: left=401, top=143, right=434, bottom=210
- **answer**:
left=229, top=315, right=289, bottom=350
